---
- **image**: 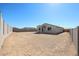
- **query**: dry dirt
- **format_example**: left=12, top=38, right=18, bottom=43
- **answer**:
left=0, top=32, right=77, bottom=56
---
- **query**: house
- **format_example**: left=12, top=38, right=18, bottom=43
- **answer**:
left=37, top=23, right=64, bottom=34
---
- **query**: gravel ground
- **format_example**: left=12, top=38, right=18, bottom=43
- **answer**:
left=0, top=32, right=77, bottom=56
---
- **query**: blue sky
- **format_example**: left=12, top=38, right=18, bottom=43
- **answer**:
left=0, top=3, right=79, bottom=28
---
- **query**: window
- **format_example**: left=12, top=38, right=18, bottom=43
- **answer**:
left=39, top=28, right=40, bottom=30
left=48, top=27, right=51, bottom=31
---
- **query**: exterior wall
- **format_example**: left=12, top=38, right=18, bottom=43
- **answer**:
left=50, top=26, right=64, bottom=34
left=0, top=13, right=13, bottom=48
left=37, top=25, right=42, bottom=33
left=69, top=27, right=79, bottom=55
left=43, top=25, right=55, bottom=34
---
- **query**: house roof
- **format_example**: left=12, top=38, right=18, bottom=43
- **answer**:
left=37, top=23, right=64, bottom=29
left=42, top=23, right=64, bottom=28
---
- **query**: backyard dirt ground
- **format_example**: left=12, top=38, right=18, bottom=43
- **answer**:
left=0, top=32, right=77, bottom=56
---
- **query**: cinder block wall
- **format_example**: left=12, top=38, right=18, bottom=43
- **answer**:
left=0, top=13, right=13, bottom=48
left=69, top=27, right=79, bottom=56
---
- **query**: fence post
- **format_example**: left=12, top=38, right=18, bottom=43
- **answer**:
left=77, top=26, right=79, bottom=55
